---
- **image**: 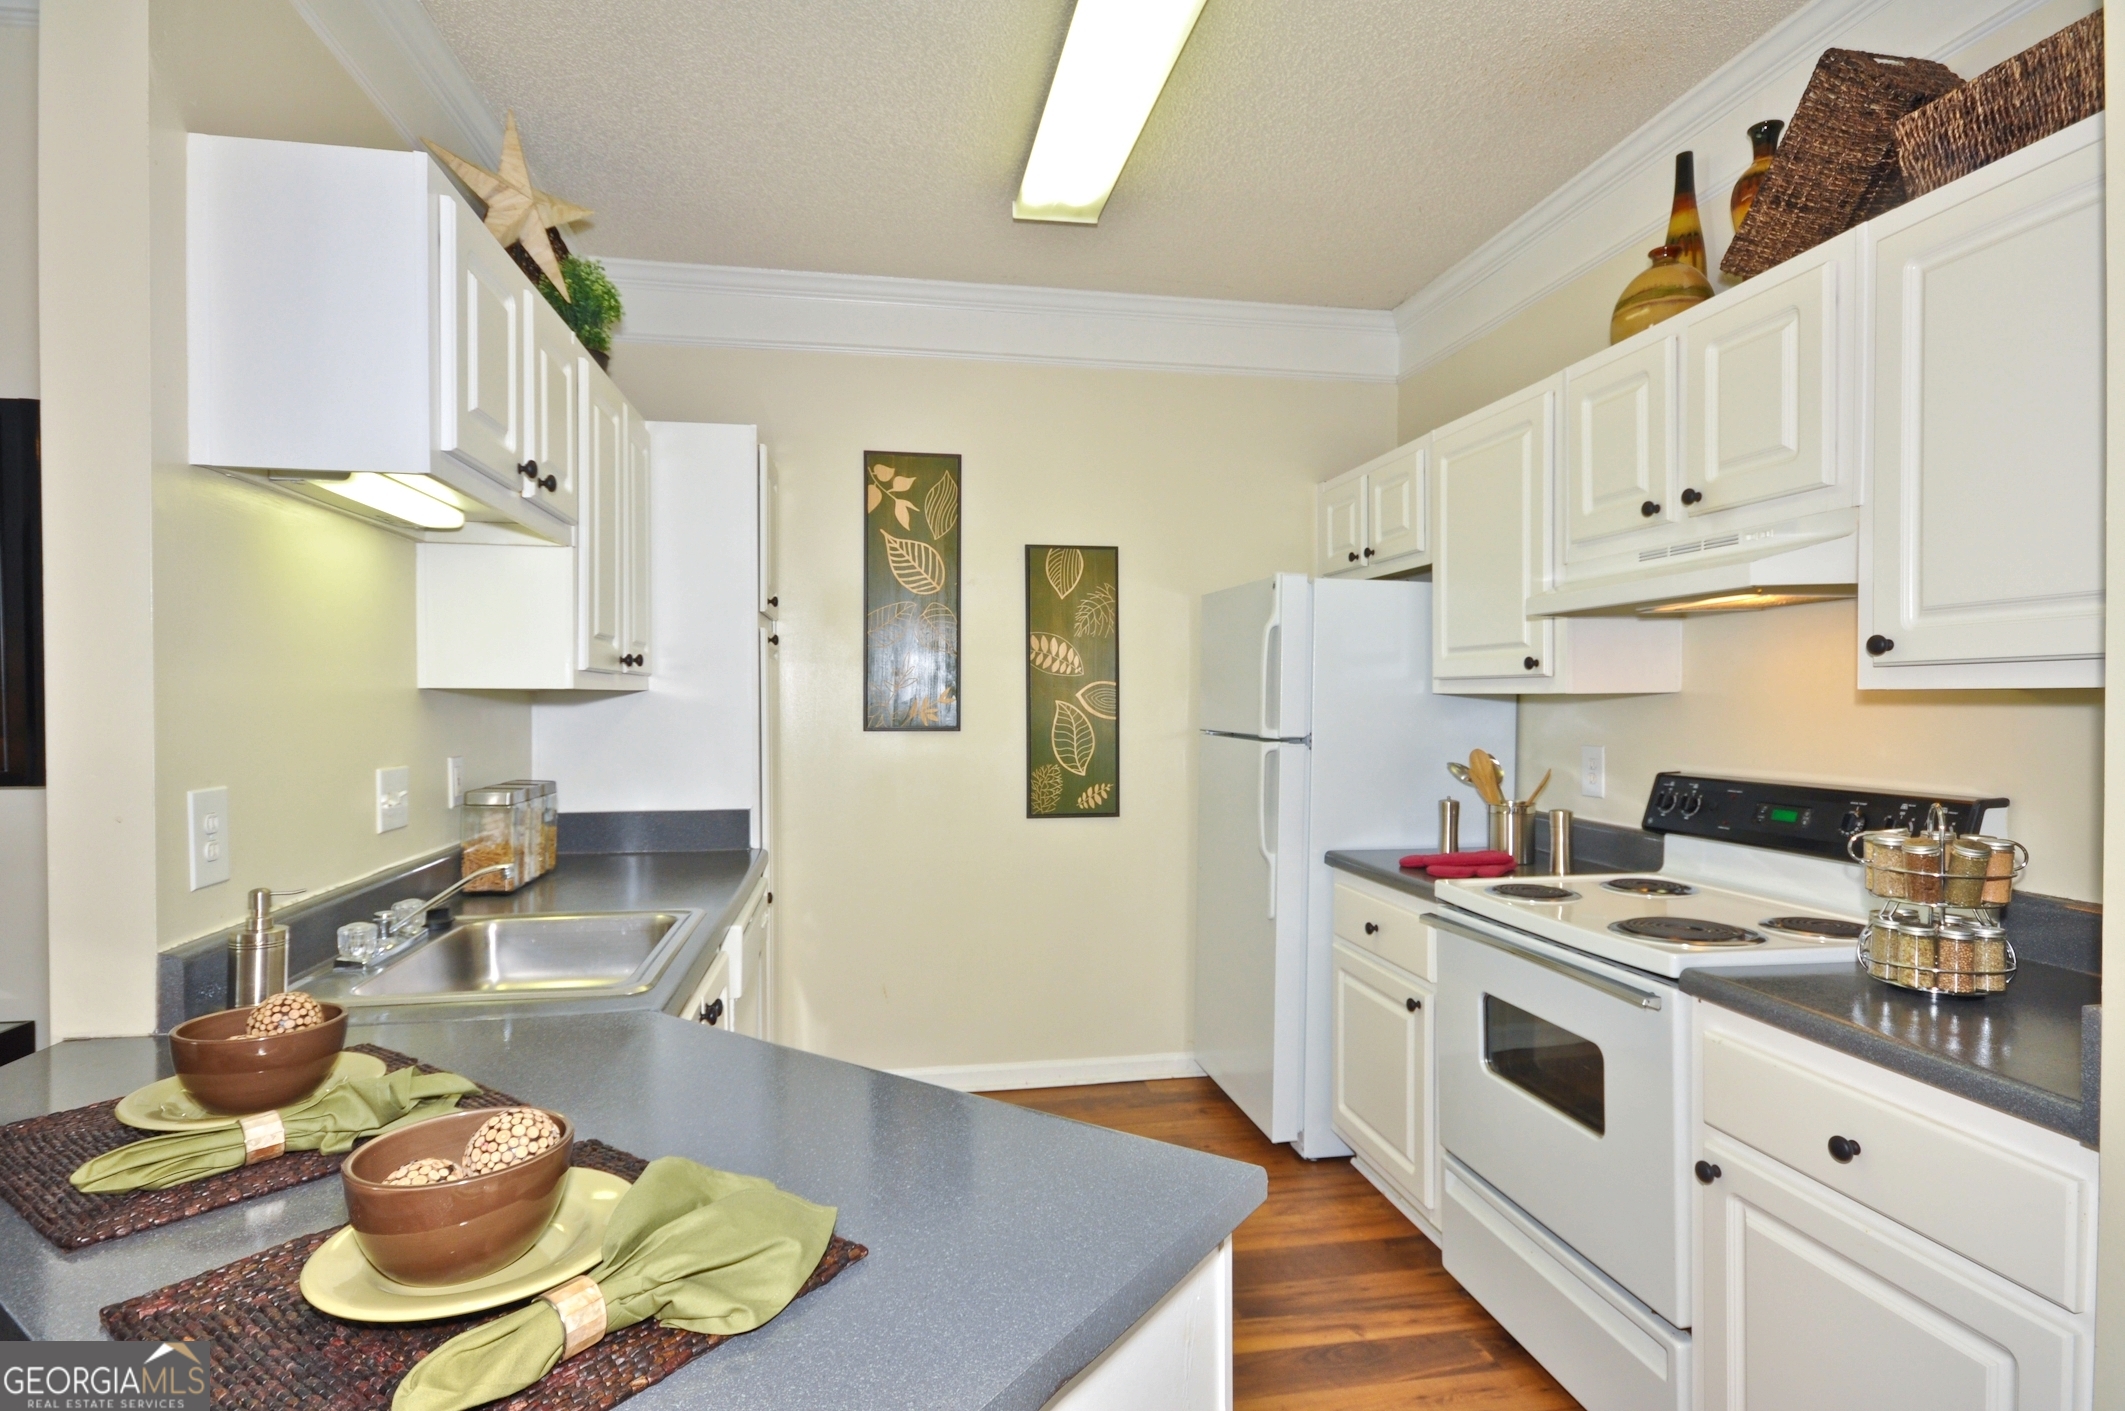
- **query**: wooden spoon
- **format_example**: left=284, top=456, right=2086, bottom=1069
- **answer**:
left=1469, top=750, right=1504, bottom=806
left=1523, top=768, right=1553, bottom=809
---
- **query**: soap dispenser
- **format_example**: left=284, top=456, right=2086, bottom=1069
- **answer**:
left=230, top=887, right=293, bottom=1006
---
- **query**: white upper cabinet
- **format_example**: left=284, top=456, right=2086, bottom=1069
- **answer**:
left=1317, top=440, right=1429, bottom=577
left=524, top=301, right=582, bottom=522
left=1431, top=381, right=1681, bottom=694
left=582, top=368, right=630, bottom=675
left=1859, top=116, right=2105, bottom=690
left=622, top=403, right=654, bottom=673
left=187, top=134, right=585, bottom=543
left=1562, top=333, right=1677, bottom=558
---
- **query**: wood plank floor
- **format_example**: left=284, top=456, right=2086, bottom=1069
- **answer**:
left=987, top=1077, right=1579, bottom=1411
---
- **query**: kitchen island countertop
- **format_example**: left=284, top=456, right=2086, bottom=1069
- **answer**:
left=0, top=1011, right=1266, bottom=1408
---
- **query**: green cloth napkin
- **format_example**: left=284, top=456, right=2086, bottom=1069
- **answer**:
left=70, top=1067, right=480, bottom=1192
left=392, top=1157, right=838, bottom=1411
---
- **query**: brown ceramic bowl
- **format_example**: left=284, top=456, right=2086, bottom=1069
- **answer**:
left=341, top=1109, right=574, bottom=1286
left=168, top=1003, right=348, bottom=1115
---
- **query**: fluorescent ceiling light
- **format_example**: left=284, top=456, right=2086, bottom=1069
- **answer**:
left=1014, top=0, right=1208, bottom=224
left=309, top=473, right=466, bottom=531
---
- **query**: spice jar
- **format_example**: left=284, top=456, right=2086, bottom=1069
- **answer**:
left=1934, top=915, right=1980, bottom=995
left=499, top=779, right=560, bottom=875
left=1868, top=912, right=1932, bottom=987
left=1960, top=836, right=2022, bottom=906
left=1966, top=915, right=2012, bottom=993
left=1861, top=828, right=1911, bottom=899
left=1898, top=836, right=1945, bottom=905
left=461, top=785, right=536, bottom=892
left=1945, top=838, right=1991, bottom=907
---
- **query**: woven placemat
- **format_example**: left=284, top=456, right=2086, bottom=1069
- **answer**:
left=103, top=1142, right=869, bottom=1411
left=0, top=1045, right=523, bottom=1251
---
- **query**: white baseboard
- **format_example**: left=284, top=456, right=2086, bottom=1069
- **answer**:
left=1350, top=1152, right=1443, bottom=1248
left=893, top=1051, right=1206, bottom=1093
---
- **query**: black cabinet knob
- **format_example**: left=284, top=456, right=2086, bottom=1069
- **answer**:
left=1828, top=1134, right=1861, bottom=1164
left=517, top=459, right=539, bottom=481
left=1523, top=657, right=1539, bottom=671
left=619, top=653, right=646, bottom=668
left=537, top=474, right=557, bottom=492
left=701, top=997, right=723, bottom=1026
left=767, top=634, right=780, bottom=646
left=1865, top=635, right=1895, bottom=657
left=1364, top=921, right=1379, bottom=935
left=1640, top=500, right=1661, bottom=517
left=1694, top=1160, right=1721, bottom=1185
left=1405, top=997, right=1421, bottom=1012
left=1680, top=487, right=1703, bottom=505
left=767, top=596, right=778, bottom=607
left=1347, top=551, right=1359, bottom=562
left=1363, top=547, right=1376, bottom=558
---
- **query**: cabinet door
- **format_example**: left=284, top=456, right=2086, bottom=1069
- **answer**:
left=580, top=372, right=626, bottom=673
left=758, top=445, right=779, bottom=618
left=1368, top=444, right=1428, bottom=565
left=1698, top=1134, right=2082, bottom=1411
left=1682, top=254, right=1838, bottom=515
left=1331, top=941, right=1432, bottom=1214
left=1563, top=336, right=1674, bottom=555
left=622, top=405, right=653, bottom=671
left=1863, top=133, right=2104, bottom=673
left=439, top=199, right=525, bottom=485
left=1319, top=474, right=1365, bottom=574
left=1431, top=384, right=1555, bottom=680
left=524, top=312, right=580, bottom=522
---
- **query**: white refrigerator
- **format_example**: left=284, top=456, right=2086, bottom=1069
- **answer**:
left=1194, top=574, right=1515, bottom=1157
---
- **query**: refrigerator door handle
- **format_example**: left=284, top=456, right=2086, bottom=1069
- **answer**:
left=1259, top=597, right=1281, bottom=740
left=1257, top=743, right=1279, bottom=918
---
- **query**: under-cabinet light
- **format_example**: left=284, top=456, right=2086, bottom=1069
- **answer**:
left=309, top=473, right=467, bottom=531
left=1635, top=588, right=1851, bottom=616
left=1014, top=0, right=1208, bottom=224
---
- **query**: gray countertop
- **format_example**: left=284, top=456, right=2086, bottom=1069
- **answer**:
left=1680, top=962, right=2100, bottom=1146
left=0, top=1012, right=1266, bottom=1409
left=1323, top=849, right=1439, bottom=904
left=291, top=851, right=768, bottom=1026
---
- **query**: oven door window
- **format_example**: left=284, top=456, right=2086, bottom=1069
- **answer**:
left=1483, top=994, right=1605, bottom=1135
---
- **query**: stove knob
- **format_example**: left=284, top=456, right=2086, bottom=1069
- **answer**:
left=1680, top=792, right=1703, bottom=819
left=1840, top=808, right=1867, bottom=835
left=1654, top=787, right=1677, bottom=813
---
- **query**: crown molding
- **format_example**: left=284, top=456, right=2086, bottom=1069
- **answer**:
left=0, top=1, right=37, bottom=27
left=605, top=258, right=1401, bottom=382
left=287, top=0, right=502, bottom=164
left=1390, top=0, right=2075, bottom=379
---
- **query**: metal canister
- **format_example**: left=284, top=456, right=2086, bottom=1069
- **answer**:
left=1438, top=799, right=1462, bottom=855
left=1548, top=809, right=1574, bottom=876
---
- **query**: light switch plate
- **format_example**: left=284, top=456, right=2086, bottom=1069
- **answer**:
left=446, top=755, right=465, bottom=809
left=376, top=766, right=411, bottom=832
left=187, top=786, right=230, bottom=890
left=1580, top=746, right=1606, bottom=799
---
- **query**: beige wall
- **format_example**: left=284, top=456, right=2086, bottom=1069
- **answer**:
left=0, top=23, right=35, bottom=401
left=612, top=342, right=1394, bottom=1070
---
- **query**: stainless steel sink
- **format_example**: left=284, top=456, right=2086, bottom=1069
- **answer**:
left=334, top=911, right=694, bottom=1003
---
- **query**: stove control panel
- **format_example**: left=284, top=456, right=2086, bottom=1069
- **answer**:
left=1642, top=773, right=2008, bottom=860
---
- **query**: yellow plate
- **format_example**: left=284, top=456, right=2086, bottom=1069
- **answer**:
left=299, top=1167, right=631, bottom=1323
left=114, top=1051, right=389, bottom=1131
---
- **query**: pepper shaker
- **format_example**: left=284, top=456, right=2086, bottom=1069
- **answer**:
left=1438, top=799, right=1462, bottom=855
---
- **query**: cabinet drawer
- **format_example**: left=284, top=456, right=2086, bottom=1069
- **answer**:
left=1332, top=884, right=1433, bottom=979
left=1703, top=1030, right=2089, bottom=1310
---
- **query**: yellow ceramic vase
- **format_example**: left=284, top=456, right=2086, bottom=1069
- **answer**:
left=1610, top=245, right=1713, bottom=345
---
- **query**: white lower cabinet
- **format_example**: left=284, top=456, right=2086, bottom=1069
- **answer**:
left=678, top=946, right=733, bottom=1028
left=1330, top=940, right=1433, bottom=1218
left=1697, top=1009, right=2095, bottom=1411
left=724, top=876, right=773, bottom=1041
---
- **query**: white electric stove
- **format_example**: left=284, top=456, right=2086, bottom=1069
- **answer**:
left=1429, top=773, right=2009, bottom=1411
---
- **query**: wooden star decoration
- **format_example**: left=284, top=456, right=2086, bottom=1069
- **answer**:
left=426, top=112, right=593, bottom=299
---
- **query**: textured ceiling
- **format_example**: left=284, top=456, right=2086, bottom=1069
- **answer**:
left=420, top=0, right=1806, bottom=310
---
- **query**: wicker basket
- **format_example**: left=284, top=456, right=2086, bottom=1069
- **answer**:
left=1720, top=49, right=1962, bottom=281
left=1896, top=11, right=2103, bottom=199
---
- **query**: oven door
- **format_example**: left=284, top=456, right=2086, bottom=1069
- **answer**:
left=1430, top=908, right=1691, bottom=1327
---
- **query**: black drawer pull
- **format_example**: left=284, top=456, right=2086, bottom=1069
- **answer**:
left=1828, top=1134, right=1861, bottom=1164
left=1640, top=500, right=1660, bottom=517
left=1680, top=487, right=1703, bottom=505
left=1405, top=997, right=1421, bottom=1012
left=1364, top=922, right=1379, bottom=935
left=1694, top=1160, right=1721, bottom=1184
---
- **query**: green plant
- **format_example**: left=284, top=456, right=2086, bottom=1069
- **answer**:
left=537, top=255, right=624, bottom=356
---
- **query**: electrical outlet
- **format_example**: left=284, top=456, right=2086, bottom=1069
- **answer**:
left=376, top=766, right=411, bottom=833
left=187, top=787, right=230, bottom=890
left=446, top=755, right=465, bottom=809
left=1580, top=746, right=1606, bottom=799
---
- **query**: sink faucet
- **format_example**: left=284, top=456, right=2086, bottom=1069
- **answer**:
left=373, top=863, right=516, bottom=951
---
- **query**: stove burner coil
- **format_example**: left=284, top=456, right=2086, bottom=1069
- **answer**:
left=1601, top=877, right=1696, bottom=896
left=1761, top=916, right=1866, bottom=939
left=1609, top=916, right=1763, bottom=945
left=1487, top=883, right=1580, bottom=901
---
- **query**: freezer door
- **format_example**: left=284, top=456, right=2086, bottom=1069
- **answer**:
left=1199, top=576, right=1312, bottom=738
left=1195, top=733, right=1309, bottom=1142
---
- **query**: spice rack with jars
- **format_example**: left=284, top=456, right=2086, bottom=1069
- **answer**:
left=1852, top=806, right=2026, bottom=996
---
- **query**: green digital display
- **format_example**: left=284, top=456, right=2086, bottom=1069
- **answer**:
left=1767, top=806, right=1803, bottom=825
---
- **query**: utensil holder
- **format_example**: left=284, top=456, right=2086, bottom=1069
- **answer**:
left=1489, top=803, right=1533, bottom=867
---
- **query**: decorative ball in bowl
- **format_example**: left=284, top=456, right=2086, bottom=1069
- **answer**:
left=341, top=1109, right=574, bottom=1286
left=167, top=1000, right=348, bottom=1115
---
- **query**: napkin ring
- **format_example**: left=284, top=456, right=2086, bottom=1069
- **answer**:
left=543, top=1275, right=606, bottom=1359
left=238, top=1111, right=285, bottom=1164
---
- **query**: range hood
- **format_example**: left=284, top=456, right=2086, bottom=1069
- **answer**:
left=1528, top=522, right=1856, bottom=617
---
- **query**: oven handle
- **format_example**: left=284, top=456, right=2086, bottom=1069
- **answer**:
left=1423, top=911, right=1664, bottom=1011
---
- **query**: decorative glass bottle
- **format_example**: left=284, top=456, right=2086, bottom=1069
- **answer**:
left=1728, top=120, right=1783, bottom=234
left=1610, top=245, right=1713, bottom=345
left=1665, top=151, right=1704, bottom=274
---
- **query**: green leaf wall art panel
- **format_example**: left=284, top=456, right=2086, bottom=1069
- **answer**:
left=1026, top=546, right=1117, bottom=818
left=865, top=452, right=960, bottom=731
